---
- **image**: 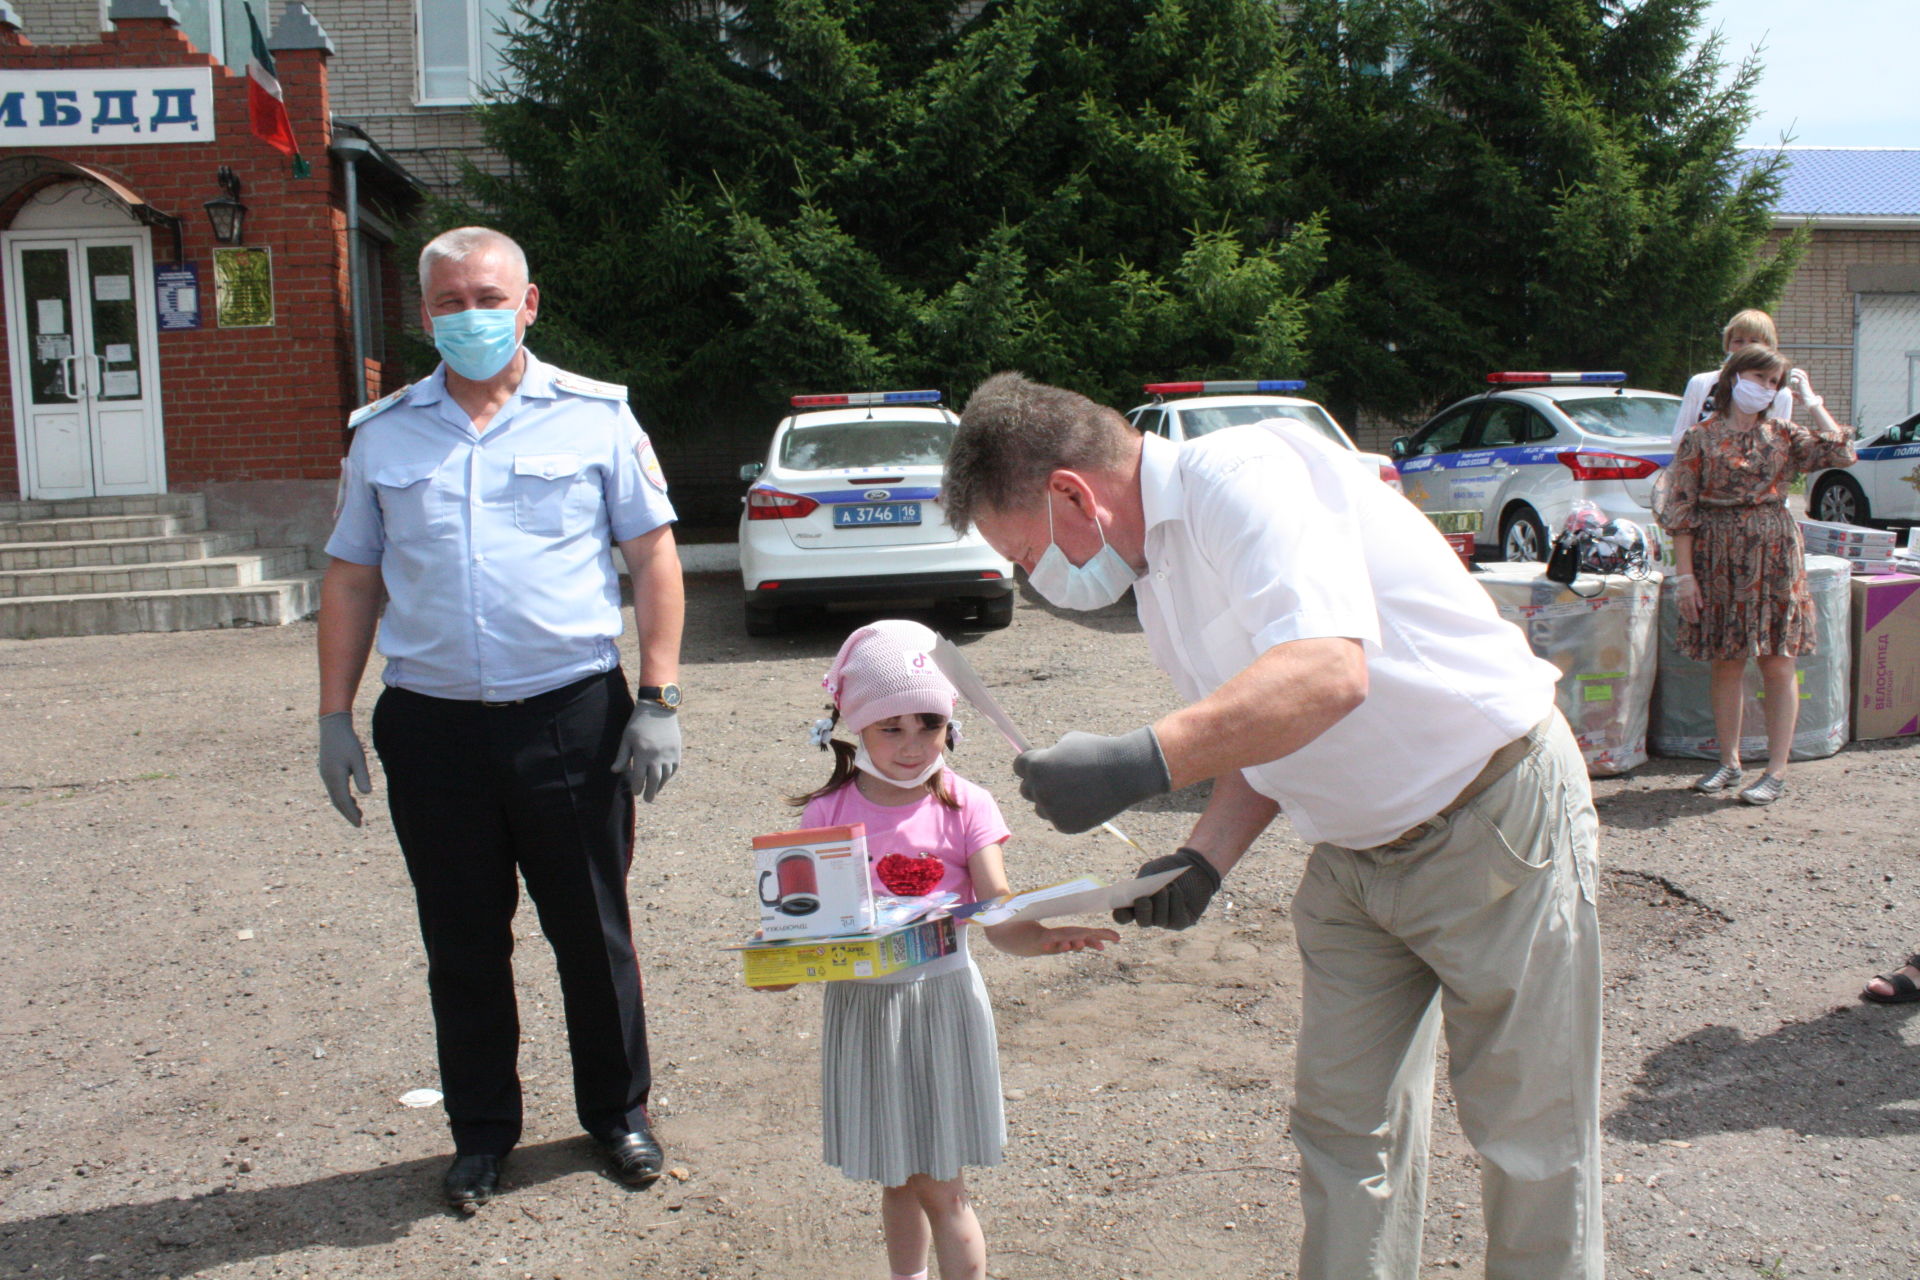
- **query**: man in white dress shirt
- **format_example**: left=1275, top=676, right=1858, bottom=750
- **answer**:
left=943, top=372, right=1603, bottom=1280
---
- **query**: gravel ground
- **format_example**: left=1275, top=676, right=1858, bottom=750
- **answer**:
left=2, top=574, right=1918, bottom=1279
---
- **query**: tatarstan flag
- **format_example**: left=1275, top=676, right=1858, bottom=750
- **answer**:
left=244, top=4, right=309, bottom=178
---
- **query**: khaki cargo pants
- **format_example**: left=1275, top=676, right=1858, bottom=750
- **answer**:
left=1291, top=712, right=1603, bottom=1280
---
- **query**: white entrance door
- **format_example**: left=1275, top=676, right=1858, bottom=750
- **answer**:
left=4, top=226, right=165, bottom=500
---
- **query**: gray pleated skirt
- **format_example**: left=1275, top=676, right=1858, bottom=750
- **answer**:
left=820, top=961, right=1005, bottom=1186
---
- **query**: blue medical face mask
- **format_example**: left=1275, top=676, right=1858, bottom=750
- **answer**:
left=431, top=293, right=526, bottom=381
left=1026, top=492, right=1136, bottom=611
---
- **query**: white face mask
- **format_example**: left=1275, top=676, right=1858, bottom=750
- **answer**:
left=853, top=742, right=944, bottom=790
left=1027, top=493, right=1136, bottom=611
left=1731, top=378, right=1777, bottom=415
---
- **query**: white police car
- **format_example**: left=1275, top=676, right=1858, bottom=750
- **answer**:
left=1125, top=379, right=1402, bottom=489
left=737, top=390, right=1015, bottom=636
left=1807, top=409, right=1920, bottom=526
left=1392, top=373, right=1682, bottom=561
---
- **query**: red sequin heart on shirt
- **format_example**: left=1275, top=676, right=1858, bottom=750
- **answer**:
left=875, top=853, right=945, bottom=898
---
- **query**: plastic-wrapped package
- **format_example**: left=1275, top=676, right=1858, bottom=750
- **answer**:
left=1475, top=562, right=1660, bottom=775
left=1650, top=554, right=1851, bottom=761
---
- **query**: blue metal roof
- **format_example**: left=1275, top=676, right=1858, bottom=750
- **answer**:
left=1739, top=148, right=1920, bottom=218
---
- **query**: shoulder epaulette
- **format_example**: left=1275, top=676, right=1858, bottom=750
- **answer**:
left=550, top=369, right=629, bottom=402
left=347, top=383, right=414, bottom=430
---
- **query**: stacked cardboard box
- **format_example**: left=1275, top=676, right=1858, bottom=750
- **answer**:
left=1798, top=518, right=1898, bottom=572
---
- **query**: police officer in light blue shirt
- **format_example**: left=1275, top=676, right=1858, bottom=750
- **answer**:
left=316, top=227, right=684, bottom=1212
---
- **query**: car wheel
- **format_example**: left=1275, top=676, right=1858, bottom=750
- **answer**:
left=978, top=594, right=1014, bottom=629
left=744, top=603, right=779, bottom=637
left=1811, top=474, right=1869, bottom=526
left=1500, top=506, right=1549, bottom=562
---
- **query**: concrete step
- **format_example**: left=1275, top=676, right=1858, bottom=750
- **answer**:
left=0, top=511, right=202, bottom=544
left=0, top=492, right=205, bottom=523
left=0, top=529, right=258, bottom=571
left=0, top=547, right=311, bottom=598
left=0, top=570, right=325, bottom=639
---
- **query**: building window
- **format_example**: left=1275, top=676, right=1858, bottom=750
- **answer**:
left=150, top=0, right=251, bottom=67
left=417, top=0, right=543, bottom=105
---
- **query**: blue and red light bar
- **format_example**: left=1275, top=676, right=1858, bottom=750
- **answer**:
left=1486, top=372, right=1626, bottom=385
left=1144, top=379, right=1307, bottom=395
left=790, top=390, right=943, bottom=408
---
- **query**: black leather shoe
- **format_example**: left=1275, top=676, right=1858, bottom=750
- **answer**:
left=442, top=1153, right=501, bottom=1213
left=598, top=1123, right=664, bottom=1187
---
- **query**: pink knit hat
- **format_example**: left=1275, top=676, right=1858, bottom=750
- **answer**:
left=823, top=620, right=957, bottom=731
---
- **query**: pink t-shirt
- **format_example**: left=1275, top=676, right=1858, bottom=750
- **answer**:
left=801, top=771, right=1011, bottom=903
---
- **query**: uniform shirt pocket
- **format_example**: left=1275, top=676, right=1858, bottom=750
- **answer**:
left=372, top=458, right=450, bottom=545
left=511, top=453, right=591, bottom=536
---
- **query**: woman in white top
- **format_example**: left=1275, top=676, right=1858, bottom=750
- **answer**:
left=1671, top=309, right=1794, bottom=446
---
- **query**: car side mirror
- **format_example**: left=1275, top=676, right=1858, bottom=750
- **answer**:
left=739, top=462, right=764, bottom=483
left=1390, top=437, right=1409, bottom=460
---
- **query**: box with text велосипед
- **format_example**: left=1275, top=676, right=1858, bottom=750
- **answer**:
left=1849, top=574, right=1920, bottom=741
left=752, top=823, right=875, bottom=940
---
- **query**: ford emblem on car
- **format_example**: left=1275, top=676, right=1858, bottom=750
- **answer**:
left=864, top=489, right=889, bottom=501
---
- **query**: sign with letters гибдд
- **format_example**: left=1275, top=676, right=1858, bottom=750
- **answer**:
left=0, top=68, right=215, bottom=146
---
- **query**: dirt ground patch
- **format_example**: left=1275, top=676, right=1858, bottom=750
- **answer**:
left=3, top=576, right=1919, bottom=1279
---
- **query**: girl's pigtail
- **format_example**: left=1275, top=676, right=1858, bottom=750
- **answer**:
left=789, top=708, right=859, bottom=807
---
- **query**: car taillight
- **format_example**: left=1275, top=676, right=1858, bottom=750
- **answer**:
left=1377, top=460, right=1402, bottom=489
left=1556, top=451, right=1658, bottom=482
left=746, top=489, right=820, bottom=520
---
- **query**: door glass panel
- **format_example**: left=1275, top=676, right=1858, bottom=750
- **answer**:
left=21, top=247, right=78, bottom=406
left=85, top=244, right=141, bottom=401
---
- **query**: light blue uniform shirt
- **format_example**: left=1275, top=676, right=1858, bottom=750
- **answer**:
left=326, top=352, right=677, bottom=702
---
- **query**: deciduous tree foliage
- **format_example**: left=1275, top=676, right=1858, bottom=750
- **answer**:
left=442, top=0, right=1332, bottom=441
left=1284, top=0, right=1800, bottom=423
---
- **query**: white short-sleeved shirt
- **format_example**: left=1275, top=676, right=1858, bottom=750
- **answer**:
left=1132, top=423, right=1559, bottom=849
left=1670, top=369, right=1793, bottom=447
left=325, top=353, right=677, bottom=702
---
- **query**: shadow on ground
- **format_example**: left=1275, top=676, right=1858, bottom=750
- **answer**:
left=0, top=1139, right=622, bottom=1278
left=1606, top=1002, right=1920, bottom=1143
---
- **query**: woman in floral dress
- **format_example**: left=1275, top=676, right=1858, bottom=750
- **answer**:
left=1659, top=344, right=1855, bottom=806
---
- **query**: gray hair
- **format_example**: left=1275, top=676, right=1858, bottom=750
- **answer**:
left=418, top=226, right=529, bottom=294
left=944, top=372, right=1134, bottom=533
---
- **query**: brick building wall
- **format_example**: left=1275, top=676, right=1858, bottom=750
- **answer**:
left=8, top=0, right=100, bottom=47
left=0, top=13, right=357, bottom=500
left=1766, top=224, right=1920, bottom=431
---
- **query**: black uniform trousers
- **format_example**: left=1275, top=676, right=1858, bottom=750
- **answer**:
left=372, top=668, right=650, bottom=1157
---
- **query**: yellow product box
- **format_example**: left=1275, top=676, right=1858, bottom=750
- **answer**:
left=1425, top=509, right=1484, bottom=535
left=734, top=916, right=959, bottom=987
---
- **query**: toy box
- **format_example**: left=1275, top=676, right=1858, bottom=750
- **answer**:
left=752, top=824, right=875, bottom=940
left=1849, top=574, right=1920, bottom=741
left=737, top=915, right=958, bottom=986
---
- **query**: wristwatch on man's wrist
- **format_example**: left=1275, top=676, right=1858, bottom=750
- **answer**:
left=637, top=683, right=682, bottom=711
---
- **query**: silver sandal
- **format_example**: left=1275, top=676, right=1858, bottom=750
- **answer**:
left=1694, top=763, right=1742, bottom=793
left=1739, top=773, right=1786, bottom=806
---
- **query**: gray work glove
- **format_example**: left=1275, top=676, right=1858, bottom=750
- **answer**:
left=1011, top=726, right=1170, bottom=834
left=612, top=701, right=681, bottom=803
left=1113, top=847, right=1222, bottom=930
left=318, top=711, right=370, bottom=828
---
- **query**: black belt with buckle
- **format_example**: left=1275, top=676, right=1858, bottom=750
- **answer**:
left=1369, top=718, right=1549, bottom=850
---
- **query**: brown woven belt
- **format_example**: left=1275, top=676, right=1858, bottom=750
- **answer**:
left=1367, top=718, right=1549, bottom=850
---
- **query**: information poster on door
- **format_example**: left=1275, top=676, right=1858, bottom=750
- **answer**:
left=212, top=246, right=273, bottom=328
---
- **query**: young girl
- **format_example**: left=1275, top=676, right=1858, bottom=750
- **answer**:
left=763, top=619, right=1117, bottom=1280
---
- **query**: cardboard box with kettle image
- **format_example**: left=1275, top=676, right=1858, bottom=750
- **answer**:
left=753, top=823, right=876, bottom=940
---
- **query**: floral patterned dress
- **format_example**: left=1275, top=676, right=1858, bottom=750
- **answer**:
left=1659, top=413, right=1855, bottom=660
